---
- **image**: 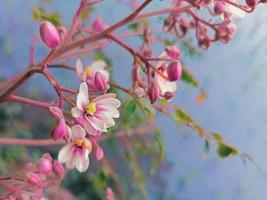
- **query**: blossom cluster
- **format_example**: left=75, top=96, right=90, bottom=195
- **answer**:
left=48, top=60, right=121, bottom=172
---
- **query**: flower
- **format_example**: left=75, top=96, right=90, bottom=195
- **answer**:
left=58, top=125, right=92, bottom=172
left=154, top=53, right=177, bottom=95
left=76, top=59, right=110, bottom=92
left=71, top=82, right=121, bottom=135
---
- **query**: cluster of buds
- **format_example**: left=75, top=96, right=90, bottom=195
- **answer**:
left=162, top=0, right=265, bottom=50
left=133, top=45, right=182, bottom=104
left=2, top=153, right=64, bottom=199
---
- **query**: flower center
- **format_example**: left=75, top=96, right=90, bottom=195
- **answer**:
left=75, top=139, right=84, bottom=147
left=85, top=67, right=92, bottom=78
left=86, top=103, right=96, bottom=116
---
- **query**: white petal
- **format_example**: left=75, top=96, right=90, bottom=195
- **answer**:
left=89, top=60, right=107, bottom=71
left=83, top=120, right=100, bottom=136
left=58, top=144, right=72, bottom=163
left=71, top=125, right=86, bottom=140
left=95, top=98, right=121, bottom=109
left=77, top=82, right=89, bottom=110
left=76, top=59, right=86, bottom=81
left=92, top=93, right=116, bottom=102
left=86, top=115, right=107, bottom=132
left=71, top=107, right=83, bottom=118
left=75, top=153, right=90, bottom=172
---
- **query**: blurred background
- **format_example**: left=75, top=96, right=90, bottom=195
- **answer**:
left=0, top=1, right=267, bottom=199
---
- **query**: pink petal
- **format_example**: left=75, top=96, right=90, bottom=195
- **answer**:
left=71, top=107, right=83, bottom=118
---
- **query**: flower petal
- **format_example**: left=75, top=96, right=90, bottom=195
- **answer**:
left=83, top=120, right=100, bottom=136
left=75, top=151, right=90, bottom=172
left=71, top=125, right=86, bottom=140
left=58, top=144, right=72, bottom=163
left=71, top=107, right=83, bottom=118
left=86, top=115, right=107, bottom=132
left=77, top=82, right=89, bottom=110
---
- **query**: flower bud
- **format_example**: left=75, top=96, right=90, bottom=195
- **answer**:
left=53, top=160, right=65, bottom=177
left=106, top=187, right=115, bottom=200
left=49, top=106, right=63, bottom=119
left=214, top=2, right=225, bottom=15
left=95, top=145, right=104, bottom=161
left=41, top=153, right=53, bottom=162
left=38, top=157, right=52, bottom=175
left=26, top=172, right=42, bottom=186
left=163, top=91, right=174, bottom=100
left=39, top=21, right=60, bottom=49
left=167, top=61, right=182, bottom=82
left=165, top=46, right=181, bottom=59
left=51, top=118, right=66, bottom=140
left=94, top=72, right=108, bottom=91
left=148, top=82, right=160, bottom=104
left=92, top=18, right=104, bottom=33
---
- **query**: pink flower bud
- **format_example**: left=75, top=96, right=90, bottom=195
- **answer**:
left=165, top=46, right=181, bottom=59
left=95, top=145, right=104, bottom=160
left=26, top=172, right=42, bottom=186
left=167, top=61, right=182, bottom=81
left=106, top=187, right=115, bottom=200
left=214, top=2, right=225, bottom=15
left=163, top=91, right=174, bottom=100
left=148, top=82, right=160, bottom=104
left=92, top=18, right=104, bottom=33
left=39, top=21, right=60, bottom=49
left=51, top=118, right=66, bottom=140
left=41, top=153, right=53, bottom=162
left=49, top=106, right=63, bottom=119
left=38, top=157, right=52, bottom=175
left=94, top=72, right=108, bottom=91
left=53, top=160, right=65, bottom=177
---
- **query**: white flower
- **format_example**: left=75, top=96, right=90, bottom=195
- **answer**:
left=71, top=82, right=121, bottom=135
left=58, top=125, right=92, bottom=172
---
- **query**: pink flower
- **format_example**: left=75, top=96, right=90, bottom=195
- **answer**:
left=76, top=59, right=110, bottom=92
left=58, top=125, right=92, bottom=172
left=71, top=82, right=121, bottom=135
left=154, top=53, right=177, bottom=95
left=39, top=21, right=60, bottom=49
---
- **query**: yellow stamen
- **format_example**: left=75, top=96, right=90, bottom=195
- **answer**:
left=86, top=103, right=96, bottom=116
left=85, top=67, right=92, bottom=78
left=75, top=139, right=84, bottom=147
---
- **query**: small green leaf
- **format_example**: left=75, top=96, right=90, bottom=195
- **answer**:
left=181, top=67, right=199, bottom=88
left=204, top=139, right=210, bottom=155
left=124, top=99, right=137, bottom=119
left=128, top=23, right=139, bottom=30
left=217, top=144, right=237, bottom=158
left=152, top=129, right=165, bottom=160
left=212, top=133, right=224, bottom=142
left=174, top=108, right=193, bottom=124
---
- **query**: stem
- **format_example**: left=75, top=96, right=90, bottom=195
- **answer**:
left=8, top=95, right=52, bottom=109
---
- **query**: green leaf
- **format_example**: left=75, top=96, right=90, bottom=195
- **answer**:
left=204, top=139, right=210, bottom=155
left=128, top=23, right=139, bottom=30
left=152, top=129, right=165, bottom=161
left=181, top=67, right=199, bottom=88
left=174, top=108, right=193, bottom=124
left=217, top=144, right=237, bottom=158
left=124, top=99, right=137, bottom=120
left=212, top=133, right=224, bottom=142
